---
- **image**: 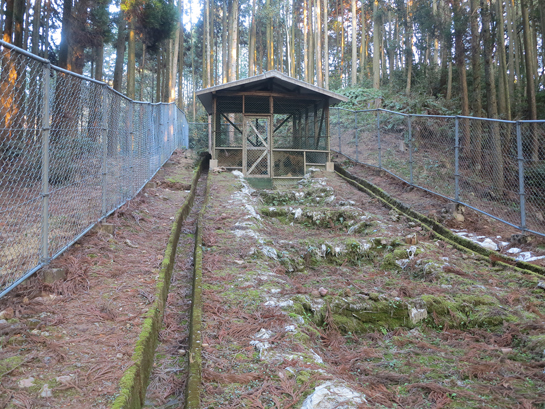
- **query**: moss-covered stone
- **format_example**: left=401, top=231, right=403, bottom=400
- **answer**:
left=260, top=187, right=334, bottom=206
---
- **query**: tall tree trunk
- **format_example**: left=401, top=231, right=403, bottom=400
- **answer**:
left=540, top=0, right=545, bottom=87
left=221, top=0, right=227, bottom=83
left=13, top=0, right=25, bottom=48
left=470, top=0, right=482, bottom=116
left=249, top=0, right=256, bottom=76
left=266, top=0, right=273, bottom=70
left=31, top=0, right=40, bottom=54
left=308, top=0, right=314, bottom=82
left=58, top=0, right=71, bottom=69
left=387, top=9, right=394, bottom=85
left=303, top=0, right=309, bottom=81
left=404, top=0, right=413, bottom=95
left=113, top=13, right=126, bottom=92
left=178, top=24, right=184, bottom=109
left=351, top=0, right=357, bottom=86
left=496, top=0, right=510, bottom=118
left=506, top=0, right=515, bottom=110
left=373, top=0, right=380, bottom=89
left=140, top=43, right=145, bottom=101
left=323, top=0, right=328, bottom=88
left=446, top=60, right=452, bottom=100
left=452, top=0, right=469, bottom=149
left=42, top=0, right=50, bottom=57
left=170, top=0, right=182, bottom=101
left=127, top=20, right=136, bottom=99
left=432, top=0, right=439, bottom=65
left=521, top=0, right=538, bottom=161
left=0, top=0, right=15, bottom=148
left=95, top=43, right=104, bottom=81
left=229, top=0, right=238, bottom=81
left=470, top=0, right=482, bottom=169
left=316, top=0, right=322, bottom=87
left=360, top=4, right=367, bottom=82
left=481, top=0, right=503, bottom=191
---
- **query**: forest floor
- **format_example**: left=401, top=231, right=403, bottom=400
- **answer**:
left=0, top=150, right=195, bottom=408
left=1, top=153, right=545, bottom=408
left=198, top=165, right=545, bottom=408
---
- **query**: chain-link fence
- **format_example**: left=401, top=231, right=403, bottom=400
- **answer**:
left=188, top=122, right=210, bottom=153
left=0, top=40, right=188, bottom=297
left=331, top=107, right=545, bottom=238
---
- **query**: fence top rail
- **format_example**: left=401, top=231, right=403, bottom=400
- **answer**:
left=0, top=37, right=49, bottom=63
left=378, top=108, right=409, bottom=116
left=457, top=115, right=517, bottom=123
left=518, top=119, right=545, bottom=124
left=410, top=113, right=456, bottom=119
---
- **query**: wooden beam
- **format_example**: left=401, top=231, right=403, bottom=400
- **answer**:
left=216, top=91, right=326, bottom=101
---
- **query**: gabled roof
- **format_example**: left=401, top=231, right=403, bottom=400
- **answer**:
left=196, top=70, right=348, bottom=114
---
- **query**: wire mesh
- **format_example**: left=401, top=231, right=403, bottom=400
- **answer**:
left=411, top=115, right=456, bottom=198
left=0, top=41, right=188, bottom=297
left=330, top=107, right=545, bottom=238
left=521, top=121, right=545, bottom=233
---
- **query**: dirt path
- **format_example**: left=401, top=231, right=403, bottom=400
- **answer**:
left=0, top=150, right=196, bottom=408
left=198, top=169, right=545, bottom=408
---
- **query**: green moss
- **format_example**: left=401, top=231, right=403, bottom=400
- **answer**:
left=422, top=294, right=517, bottom=329
left=296, top=370, right=311, bottom=384
left=0, top=356, right=24, bottom=379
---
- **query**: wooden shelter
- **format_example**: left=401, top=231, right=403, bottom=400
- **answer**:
left=196, top=70, right=348, bottom=178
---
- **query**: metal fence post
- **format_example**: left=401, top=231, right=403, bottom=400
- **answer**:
left=408, top=115, right=413, bottom=185
left=355, top=111, right=358, bottom=162
left=516, top=121, right=526, bottom=232
left=377, top=110, right=382, bottom=169
left=128, top=102, right=134, bottom=196
left=40, top=62, right=51, bottom=263
left=101, top=85, right=109, bottom=216
left=454, top=116, right=460, bottom=202
left=337, top=108, right=341, bottom=154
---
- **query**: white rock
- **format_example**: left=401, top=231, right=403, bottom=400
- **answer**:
left=479, top=238, right=498, bottom=251
left=39, top=384, right=52, bottom=398
left=285, top=325, right=296, bottom=332
left=409, top=307, right=428, bottom=324
left=300, top=381, right=366, bottom=409
left=232, top=170, right=244, bottom=177
left=507, top=247, right=522, bottom=254
left=293, top=208, right=303, bottom=219
left=310, top=349, right=324, bottom=364
left=516, top=251, right=533, bottom=261
left=18, top=377, right=35, bottom=388
left=261, top=246, right=278, bottom=259
left=245, top=204, right=261, bottom=220
left=250, top=329, right=274, bottom=358
left=525, top=255, right=545, bottom=262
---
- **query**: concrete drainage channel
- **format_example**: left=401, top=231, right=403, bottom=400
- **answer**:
left=111, top=156, right=209, bottom=409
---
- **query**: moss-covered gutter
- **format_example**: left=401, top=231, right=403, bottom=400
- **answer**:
left=335, top=163, right=545, bottom=278
left=184, top=174, right=211, bottom=409
left=111, top=159, right=205, bottom=409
